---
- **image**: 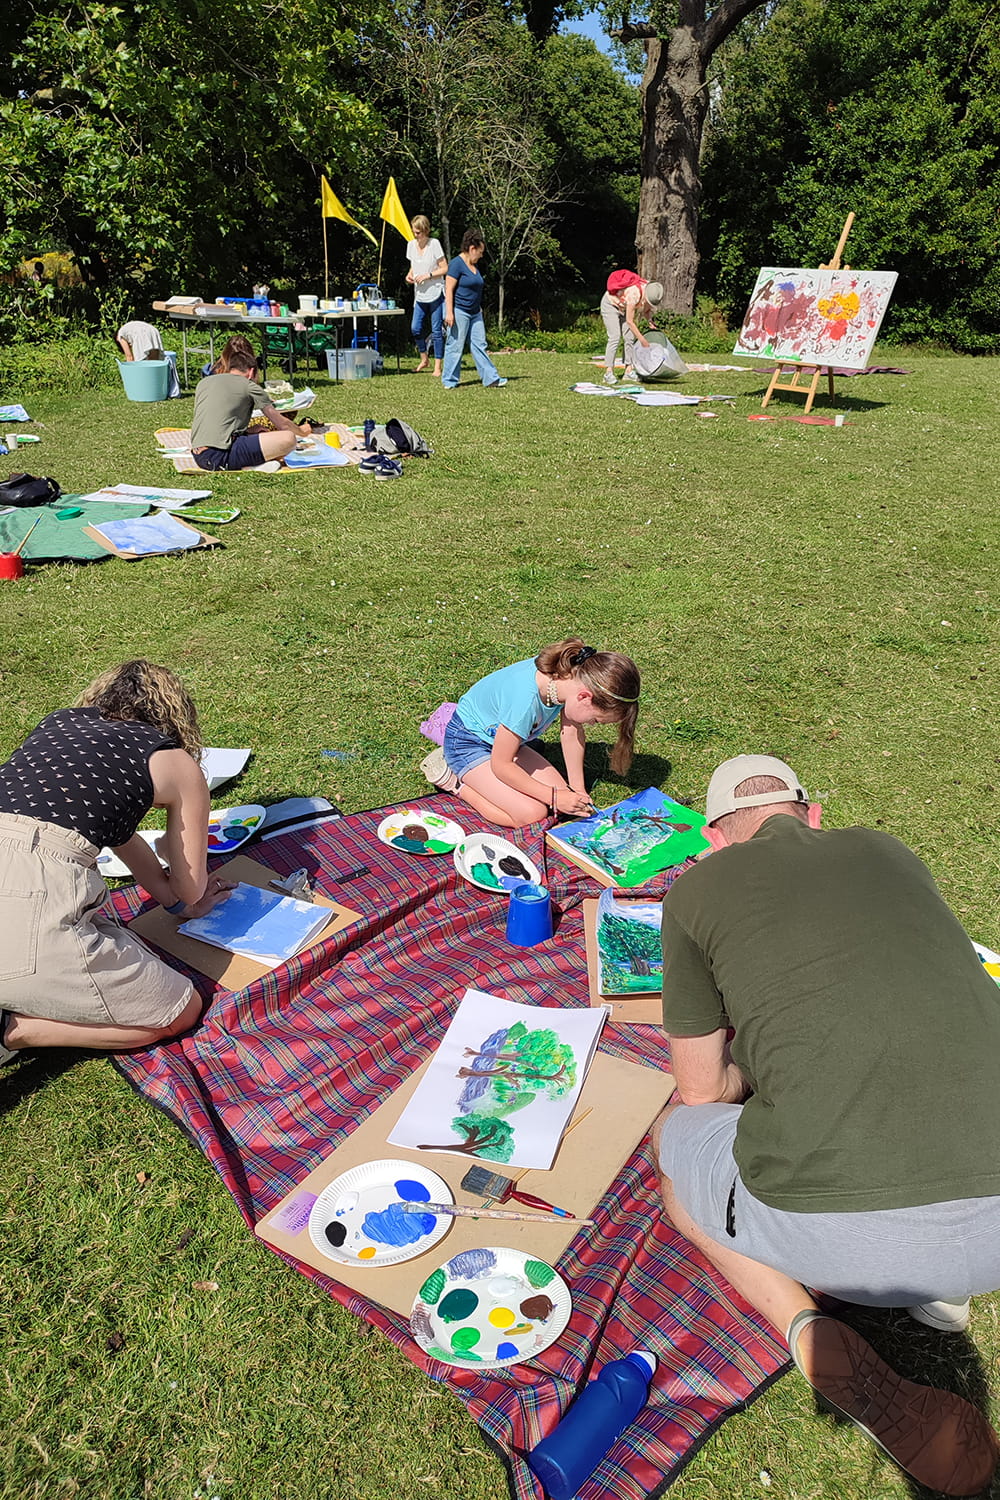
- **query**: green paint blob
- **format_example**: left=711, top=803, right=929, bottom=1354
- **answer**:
left=426, top=838, right=454, bottom=854
left=419, top=1268, right=446, bottom=1305
left=450, top=1325, right=482, bottom=1352
left=524, top=1259, right=556, bottom=1289
left=471, top=860, right=502, bottom=889
left=438, top=1287, right=479, bottom=1322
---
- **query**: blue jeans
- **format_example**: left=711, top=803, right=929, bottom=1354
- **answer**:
left=442, top=308, right=500, bottom=388
left=412, top=296, right=444, bottom=361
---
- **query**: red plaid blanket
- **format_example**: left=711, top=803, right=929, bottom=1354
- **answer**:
left=112, top=798, right=788, bottom=1500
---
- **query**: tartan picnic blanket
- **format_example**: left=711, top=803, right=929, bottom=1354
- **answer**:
left=111, top=797, right=789, bottom=1500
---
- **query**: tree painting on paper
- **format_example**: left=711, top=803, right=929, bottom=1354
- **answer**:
left=417, top=1112, right=515, bottom=1161
left=596, top=890, right=663, bottom=995
left=456, top=1022, right=577, bottom=1116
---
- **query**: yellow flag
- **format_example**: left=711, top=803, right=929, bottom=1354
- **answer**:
left=379, top=177, right=413, bottom=242
left=320, top=175, right=377, bottom=246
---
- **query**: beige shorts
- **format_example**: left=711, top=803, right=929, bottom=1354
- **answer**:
left=0, top=812, right=194, bottom=1029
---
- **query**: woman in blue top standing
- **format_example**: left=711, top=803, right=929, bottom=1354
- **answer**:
left=442, top=228, right=507, bottom=390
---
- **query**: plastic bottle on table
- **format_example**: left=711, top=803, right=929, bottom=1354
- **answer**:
left=527, top=1350, right=656, bottom=1500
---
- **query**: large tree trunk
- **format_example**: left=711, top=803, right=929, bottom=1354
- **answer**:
left=635, top=21, right=708, bottom=317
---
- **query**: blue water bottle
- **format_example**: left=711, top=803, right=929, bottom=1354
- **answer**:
left=363, top=418, right=375, bottom=450
left=528, top=1349, right=656, bottom=1499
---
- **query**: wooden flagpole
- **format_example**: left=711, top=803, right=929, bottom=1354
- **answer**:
left=376, top=218, right=386, bottom=293
left=323, top=211, right=329, bottom=303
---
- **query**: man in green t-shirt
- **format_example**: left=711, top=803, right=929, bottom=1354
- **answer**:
left=656, top=753, right=1000, bottom=1496
left=189, top=352, right=299, bottom=471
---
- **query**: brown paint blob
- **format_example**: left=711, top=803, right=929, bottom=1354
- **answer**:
left=520, top=1294, right=555, bottom=1320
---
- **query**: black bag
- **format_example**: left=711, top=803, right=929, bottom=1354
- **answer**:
left=0, top=473, right=61, bottom=507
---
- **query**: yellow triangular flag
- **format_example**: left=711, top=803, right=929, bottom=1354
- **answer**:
left=320, top=175, right=377, bottom=245
left=379, top=177, right=413, bottom=242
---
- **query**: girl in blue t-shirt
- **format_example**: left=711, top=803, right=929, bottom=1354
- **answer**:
left=421, top=638, right=641, bottom=828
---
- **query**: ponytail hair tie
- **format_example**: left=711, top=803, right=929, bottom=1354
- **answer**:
left=570, top=645, right=598, bottom=666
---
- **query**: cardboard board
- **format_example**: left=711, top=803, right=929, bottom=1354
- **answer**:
left=255, top=1049, right=674, bottom=1318
left=582, top=899, right=665, bottom=1025
left=83, top=513, right=219, bottom=559
left=129, top=854, right=361, bottom=990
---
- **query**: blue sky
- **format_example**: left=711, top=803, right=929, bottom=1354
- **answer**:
left=559, top=10, right=642, bottom=79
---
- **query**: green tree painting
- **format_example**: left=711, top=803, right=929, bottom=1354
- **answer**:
left=598, top=908, right=663, bottom=995
left=417, top=1113, right=515, bottom=1161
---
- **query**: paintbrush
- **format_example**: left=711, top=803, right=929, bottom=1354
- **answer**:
left=12, top=517, right=41, bottom=556
left=461, top=1165, right=577, bottom=1219
left=402, top=1202, right=595, bottom=1226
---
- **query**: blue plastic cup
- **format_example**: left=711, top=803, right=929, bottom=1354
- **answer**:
left=505, top=882, right=553, bottom=946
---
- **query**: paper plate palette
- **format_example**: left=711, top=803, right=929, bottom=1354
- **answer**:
left=453, top=834, right=541, bottom=894
left=410, top=1246, right=571, bottom=1370
left=973, top=940, right=1000, bottom=983
left=308, top=1160, right=454, bottom=1268
left=376, top=808, right=465, bottom=856
left=207, top=803, right=266, bottom=854
left=97, top=828, right=165, bottom=879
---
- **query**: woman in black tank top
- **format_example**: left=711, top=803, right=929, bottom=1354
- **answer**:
left=0, top=660, right=233, bottom=1057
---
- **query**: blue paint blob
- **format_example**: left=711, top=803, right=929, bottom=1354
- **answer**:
left=362, top=1200, right=434, bottom=1247
left=495, top=1342, right=520, bottom=1359
left=395, top=1178, right=431, bottom=1202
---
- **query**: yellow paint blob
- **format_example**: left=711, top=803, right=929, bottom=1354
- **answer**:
left=357, top=1246, right=377, bottom=1260
left=488, top=1307, right=516, bottom=1328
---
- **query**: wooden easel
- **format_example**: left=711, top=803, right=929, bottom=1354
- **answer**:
left=760, top=212, right=854, bottom=415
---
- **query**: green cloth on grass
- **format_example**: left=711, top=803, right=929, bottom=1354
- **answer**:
left=0, top=498, right=151, bottom=561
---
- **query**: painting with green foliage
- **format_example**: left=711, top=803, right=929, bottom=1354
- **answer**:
left=595, top=887, right=663, bottom=995
left=389, top=988, right=606, bottom=1169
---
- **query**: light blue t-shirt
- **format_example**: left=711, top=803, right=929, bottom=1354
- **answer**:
left=456, top=659, right=561, bottom=745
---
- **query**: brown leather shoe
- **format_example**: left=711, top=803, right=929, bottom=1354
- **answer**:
left=788, top=1310, right=999, bottom=1496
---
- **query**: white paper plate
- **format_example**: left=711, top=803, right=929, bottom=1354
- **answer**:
left=410, top=1246, right=571, bottom=1370
left=376, top=808, right=465, bottom=856
left=453, top=834, right=541, bottom=894
left=207, top=803, right=266, bottom=855
left=308, top=1160, right=454, bottom=1268
left=97, top=828, right=165, bottom=879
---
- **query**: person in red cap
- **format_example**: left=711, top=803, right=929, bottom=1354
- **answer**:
left=600, top=271, right=664, bottom=385
left=653, top=754, right=1000, bottom=1496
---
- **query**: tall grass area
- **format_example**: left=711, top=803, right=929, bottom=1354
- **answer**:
left=2, top=342, right=1000, bottom=1500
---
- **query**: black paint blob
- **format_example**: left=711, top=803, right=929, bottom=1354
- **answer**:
left=324, top=1220, right=348, bottom=1248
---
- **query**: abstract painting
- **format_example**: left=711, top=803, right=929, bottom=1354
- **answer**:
left=389, top=988, right=606, bottom=1170
left=734, top=267, right=898, bottom=370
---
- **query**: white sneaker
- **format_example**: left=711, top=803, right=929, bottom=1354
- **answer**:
left=602, top=371, right=618, bottom=386
left=252, top=460, right=281, bottom=473
left=907, top=1298, right=971, bottom=1333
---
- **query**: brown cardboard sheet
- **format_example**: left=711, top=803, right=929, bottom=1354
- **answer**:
left=129, top=854, right=361, bottom=991
left=255, top=1049, right=674, bottom=1319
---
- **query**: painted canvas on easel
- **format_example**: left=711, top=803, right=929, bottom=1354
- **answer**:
left=595, top=887, right=663, bottom=995
left=734, top=268, right=898, bottom=369
left=389, top=988, right=607, bottom=1170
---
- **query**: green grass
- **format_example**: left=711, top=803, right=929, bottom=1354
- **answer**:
left=3, top=345, right=1000, bottom=1499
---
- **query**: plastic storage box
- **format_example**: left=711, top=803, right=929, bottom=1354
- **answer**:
left=325, top=347, right=375, bottom=380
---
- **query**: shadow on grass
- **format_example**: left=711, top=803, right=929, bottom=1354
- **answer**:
left=813, top=1303, right=998, bottom=1498
left=744, top=384, right=890, bottom=414
left=0, top=1047, right=82, bottom=1117
left=538, top=740, right=674, bottom=795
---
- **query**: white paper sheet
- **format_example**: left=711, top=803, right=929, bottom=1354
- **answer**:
left=389, top=988, right=608, bottom=1170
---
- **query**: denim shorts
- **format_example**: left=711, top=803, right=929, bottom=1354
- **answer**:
left=443, top=712, right=492, bottom=780
left=192, top=433, right=264, bottom=470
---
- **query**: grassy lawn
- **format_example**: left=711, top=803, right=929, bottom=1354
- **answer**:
left=2, top=343, right=1000, bottom=1500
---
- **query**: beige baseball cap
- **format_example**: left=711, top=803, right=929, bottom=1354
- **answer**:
left=704, top=754, right=808, bottom=825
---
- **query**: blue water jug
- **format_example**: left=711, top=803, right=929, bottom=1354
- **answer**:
left=527, top=1349, right=656, bottom=1499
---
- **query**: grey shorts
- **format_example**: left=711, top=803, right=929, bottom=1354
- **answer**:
left=658, top=1102, right=1000, bottom=1305
left=0, top=812, right=194, bottom=1029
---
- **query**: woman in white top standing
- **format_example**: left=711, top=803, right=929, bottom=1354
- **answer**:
left=405, top=215, right=448, bottom=377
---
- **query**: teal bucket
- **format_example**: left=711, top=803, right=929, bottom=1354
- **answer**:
left=118, top=359, right=170, bottom=402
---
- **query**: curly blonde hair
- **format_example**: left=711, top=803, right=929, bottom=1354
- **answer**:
left=75, top=660, right=202, bottom=759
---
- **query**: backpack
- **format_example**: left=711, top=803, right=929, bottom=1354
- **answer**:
left=0, top=473, right=61, bottom=507
left=385, top=418, right=432, bottom=457
left=606, top=270, right=645, bottom=297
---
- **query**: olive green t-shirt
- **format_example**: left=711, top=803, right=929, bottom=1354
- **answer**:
left=190, top=372, right=270, bottom=450
left=661, top=815, right=1000, bottom=1213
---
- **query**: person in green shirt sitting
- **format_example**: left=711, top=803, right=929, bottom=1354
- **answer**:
left=654, top=754, right=1000, bottom=1497
left=189, top=351, right=300, bottom=471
